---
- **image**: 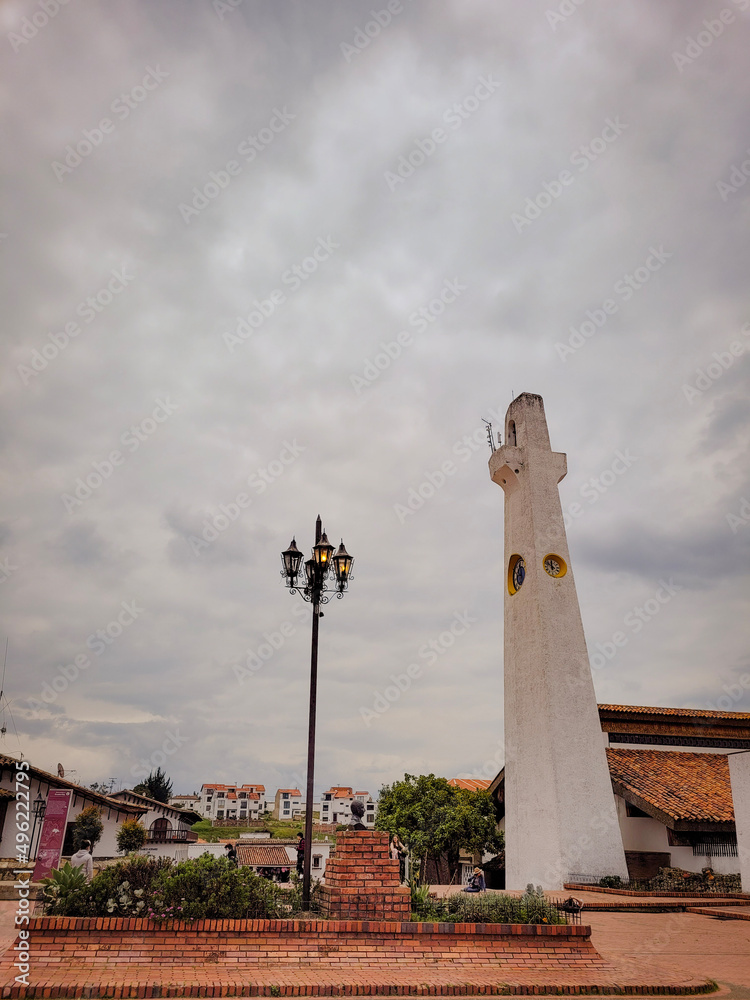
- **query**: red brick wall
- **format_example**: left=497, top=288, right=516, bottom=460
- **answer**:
left=319, top=829, right=411, bottom=921
left=10, top=916, right=597, bottom=969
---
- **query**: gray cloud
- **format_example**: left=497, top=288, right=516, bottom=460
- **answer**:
left=1, top=0, right=749, bottom=794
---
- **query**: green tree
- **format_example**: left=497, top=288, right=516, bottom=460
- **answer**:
left=375, top=773, right=503, bottom=882
left=116, top=819, right=148, bottom=854
left=72, top=806, right=103, bottom=850
left=133, top=767, right=173, bottom=803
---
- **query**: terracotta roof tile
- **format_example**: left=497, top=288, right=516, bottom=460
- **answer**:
left=598, top=703, right=750, bottom=720
left=236, top=844, right=291, bottom=867
left=448, top=778, right=492, bottom=791
left=606, top=748, right=734, bottom=823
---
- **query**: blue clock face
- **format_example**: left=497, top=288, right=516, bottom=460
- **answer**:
left=512, top=557, right=525, bottom=591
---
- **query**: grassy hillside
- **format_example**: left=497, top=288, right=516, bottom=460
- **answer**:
left=191, top=818, right=336, bottom=842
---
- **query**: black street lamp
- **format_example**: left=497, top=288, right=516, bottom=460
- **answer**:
left=31, top=792, right=46, bottom=860
left=281, top=515, right=354, bottom=910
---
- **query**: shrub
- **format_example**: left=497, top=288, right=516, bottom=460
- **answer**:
left=412, top=884, right=565, bottom=925
left=72, top=806, right=103, bottom=850
left=598, top=875, right=623, bottom=888
left=148, top=853, right=285, bottom=921
left=116, top=820, right=148, bottom=854
left=43, top=854, right=174, bottom=917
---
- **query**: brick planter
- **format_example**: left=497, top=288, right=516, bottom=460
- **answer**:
left=0, top=915, right=715, bottom=997
left=318, top=829, right=410, bottom=921
left=10, top=914, right=594, bottom=967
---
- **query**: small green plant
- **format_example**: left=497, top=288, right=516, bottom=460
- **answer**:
left=406, top=871, right=433, bottom=917
left=116, top=820, right=148, bottom=854
left=40, top=862, right=89, bottom=915
left=598, top=875, right=623, bottom=888
left=106, top=880, right=146, bottom=915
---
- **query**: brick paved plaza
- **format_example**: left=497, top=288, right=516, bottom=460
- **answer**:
left=1, top=891, right=748, bottom=997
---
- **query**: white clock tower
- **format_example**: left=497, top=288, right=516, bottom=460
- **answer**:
left=489, top=392, right=628, bottom=889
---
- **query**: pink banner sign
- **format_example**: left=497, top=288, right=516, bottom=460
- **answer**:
left=32, top=789, right=72, bottom=881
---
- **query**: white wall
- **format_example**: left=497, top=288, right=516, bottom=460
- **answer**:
left=616, top=796, right=739, bottom=876
left=728, top=752, right=750, bottom=892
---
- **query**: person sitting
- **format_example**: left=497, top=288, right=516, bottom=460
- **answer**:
left=463, top=867, right=485, bottom=892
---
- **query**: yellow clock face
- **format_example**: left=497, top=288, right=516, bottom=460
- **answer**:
left=543, top=553, right=567, bottom=578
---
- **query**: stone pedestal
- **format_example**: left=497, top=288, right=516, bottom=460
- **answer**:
left=318, top=830, right=411, bottom=921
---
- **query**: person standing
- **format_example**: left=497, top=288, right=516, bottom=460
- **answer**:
left=224, top=842, right=238, bottom=866
left=70, top=840, right=94, bottom=882
left=390, top=834, right=407, bottom=884
left=295, top=832, right=305, bottom=875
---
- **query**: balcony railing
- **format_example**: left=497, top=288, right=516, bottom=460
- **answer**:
left=146, top=829, right=199, bottom=843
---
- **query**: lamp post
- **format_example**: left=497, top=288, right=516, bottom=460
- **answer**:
left=281, top=514, right=354, bottom=911
left=31, top=792, right=46, bottom=860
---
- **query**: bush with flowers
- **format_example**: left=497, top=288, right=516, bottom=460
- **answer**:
left=147, top=853, right=284, bottom=921
left=41, top=852, right=287, bottom=920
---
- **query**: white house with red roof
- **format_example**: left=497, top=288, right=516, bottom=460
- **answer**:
left=272, top=787, right=303, bottom=820
left=199, top=783, right=266, bottom=822
left=319, top=786, right=376, bottom=826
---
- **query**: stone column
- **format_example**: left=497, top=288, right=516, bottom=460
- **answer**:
left=318, top=830, right=411, bottom=921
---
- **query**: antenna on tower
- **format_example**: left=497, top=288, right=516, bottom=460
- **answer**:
left=482, top=419, right=496, bottom=454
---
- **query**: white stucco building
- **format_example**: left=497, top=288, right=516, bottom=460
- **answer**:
left=320, top=787, right=376, bottom=826
left=199, top=783, right=266, bottom=822
left=0, top=754, right=144, bottom=860
left=272, top=788, right=302, bottom=820
left=490, top=703, right=750, bottom=881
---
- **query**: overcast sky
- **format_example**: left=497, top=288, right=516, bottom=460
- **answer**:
left=1, top=0, right=748, bottom=800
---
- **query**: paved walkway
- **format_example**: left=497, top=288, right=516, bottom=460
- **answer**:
left=1, top=900, right=748, bottom=996
left=586, top=910, right=750, bottom=996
